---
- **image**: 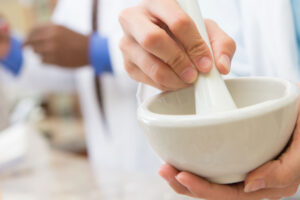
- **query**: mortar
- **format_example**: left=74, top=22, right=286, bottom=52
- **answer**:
left=138, top=77, right=299, bottom=184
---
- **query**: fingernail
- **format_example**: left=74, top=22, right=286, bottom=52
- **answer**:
left=197, top=56, right=211, bottom=72
left=180, top=67, right=198, bottom=83
left=218, top=55, right=231, bottom=73
left=244, top=179, right=266, bottom=193
left=175, top=174, right=185, bottom=185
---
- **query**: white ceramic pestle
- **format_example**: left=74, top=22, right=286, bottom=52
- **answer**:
left=177, top=0, right=237, bottom=115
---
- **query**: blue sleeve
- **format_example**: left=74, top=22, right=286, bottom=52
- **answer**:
left=89, top=33, right=113, bottom=75
left=0, top=37, right=23, bottom=76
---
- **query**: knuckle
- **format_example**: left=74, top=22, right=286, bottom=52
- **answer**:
left=167, top=51, right=187, bottom=72
left=140, top=30, right=165, bottom=50
left=222, top=36, right=237, bottom=53
left=169, top=13, right=192, bottom=33
left=151, top=65, right=166, bottom=84
left=187, top=39, right=209, bottom=58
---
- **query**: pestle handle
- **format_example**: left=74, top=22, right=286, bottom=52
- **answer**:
left=177, top=0, right=237, bottom=115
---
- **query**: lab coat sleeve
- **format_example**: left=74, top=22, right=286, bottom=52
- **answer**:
left=0, top=46, right=76, bottom=95
left=0, top=37, right=23, bottom=76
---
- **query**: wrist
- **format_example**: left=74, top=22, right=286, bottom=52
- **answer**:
left=81, top=35, right=90, bottom=66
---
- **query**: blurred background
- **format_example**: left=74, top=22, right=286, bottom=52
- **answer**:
left=0, top=0, right=57, bottom=35
left=1, top=1, right=300, bottom=200
left=0, top=0, right=92, bottom=199
left=0, top=1, right=187, bottom=199
left=0, top=0, right=86, bottom=154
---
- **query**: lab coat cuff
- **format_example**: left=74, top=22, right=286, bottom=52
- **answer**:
left=89, top=33, right=113, bottom=75
left=0, top=37, right=23, bottom=76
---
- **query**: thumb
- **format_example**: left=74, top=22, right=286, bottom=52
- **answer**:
left=244, top=116, right=300, bottom=193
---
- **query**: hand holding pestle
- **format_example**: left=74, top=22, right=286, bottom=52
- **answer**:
left=177, top=0, right=237, bottom=115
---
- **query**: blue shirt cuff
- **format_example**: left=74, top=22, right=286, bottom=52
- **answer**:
left=89, top=33, right=112, bottom=75
left=0, top=37, right=23, bottom=76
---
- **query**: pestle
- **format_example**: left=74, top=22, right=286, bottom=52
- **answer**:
left=177, top=0, right=237, bottom=115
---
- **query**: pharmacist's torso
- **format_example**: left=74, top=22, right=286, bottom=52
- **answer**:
left=51, top=0, right=161, bottom=173
left=50, top=0, right=300, bottom=189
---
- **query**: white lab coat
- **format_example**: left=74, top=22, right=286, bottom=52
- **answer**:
left=52, top=0, right=162, bottom=172
left=0, top=0, right=161, bottom=174
left=200, top=0, right=300, bottom=82
left=139, top=0, right=300, bottom=198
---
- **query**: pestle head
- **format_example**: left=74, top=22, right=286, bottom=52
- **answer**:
left=176, top=0, right=237, bottom=115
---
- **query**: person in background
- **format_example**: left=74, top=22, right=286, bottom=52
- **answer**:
left=0, top=0, right=163, bottom=185
left=119, top=0, right=300, bottom=199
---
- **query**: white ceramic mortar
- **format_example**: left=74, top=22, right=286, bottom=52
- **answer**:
left=138, top=77, right=299, bottom=184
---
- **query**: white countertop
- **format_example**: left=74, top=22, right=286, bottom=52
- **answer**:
left=0, top=127, right=195, bottom=200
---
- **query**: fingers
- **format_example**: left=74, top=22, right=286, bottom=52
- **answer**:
left=175, top=171, right=299, bottom=200
left=205, top=19, right=236, bottom=74
left=143, top=0, right=212, bottom=73
left=25, top=24, right=57, bottom=64
left=119, top=0, right=237, bottom=90
left=120, top=36, right=189, bottom=90
left=123, top=59, right=169, bottom=91
left=31, top=41, right=56, bottom=55
left=176, top=172, right=242, bottom=200
left=158, top=164, right=191, bottom=196
left=41, top=53, right=56, bottom=64
left=24, top=24, right=53, bottom=46
left=245, top=106, right=300, bottom=192
left=119, top=8, right=198, bottom=84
